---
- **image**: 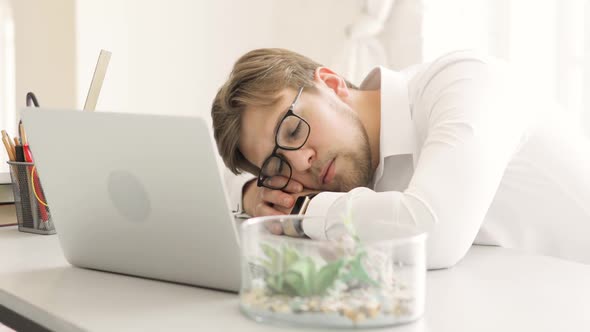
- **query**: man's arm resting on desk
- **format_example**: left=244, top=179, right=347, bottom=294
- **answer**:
left=303, top=53, right=529, bottom=270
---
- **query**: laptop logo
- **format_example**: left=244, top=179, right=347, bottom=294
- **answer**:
left=107, top=170, right=151, bottom=222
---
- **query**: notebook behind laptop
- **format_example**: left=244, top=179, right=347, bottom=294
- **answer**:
left=21, top=108, right=242, bottom=292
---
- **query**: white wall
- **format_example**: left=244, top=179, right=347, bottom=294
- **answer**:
left=76, top=0, right=276, bottom=120
left=1, top=0, right=76, bottom=172
left=75, top=0, right=360, bottom=122
left=12, top=0, right=76, bottom=110
left=269, top=1, right=360, bottom=69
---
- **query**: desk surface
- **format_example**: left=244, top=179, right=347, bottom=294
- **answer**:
left=2, top=225, right=590, bottom=331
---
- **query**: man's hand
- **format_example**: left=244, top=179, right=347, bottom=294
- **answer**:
left=242, top=176, right=320, bottom=234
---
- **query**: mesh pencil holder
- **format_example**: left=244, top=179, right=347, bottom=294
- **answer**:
left=7, top=161, right=55, bottom=235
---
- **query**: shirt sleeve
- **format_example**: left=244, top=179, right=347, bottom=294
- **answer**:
left=302, top=191, right=346, bottom=237
left=303, top=52, right=529, bottom=270
left=222, top=169, right=255, bottom=214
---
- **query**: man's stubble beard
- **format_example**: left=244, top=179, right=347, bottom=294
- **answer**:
left=330, top=106, right=373, bottom=192
left=333, top=129, right=372, bottom=192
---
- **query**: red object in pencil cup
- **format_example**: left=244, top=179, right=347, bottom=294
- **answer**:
left=6, top=160, right=55, bottom=235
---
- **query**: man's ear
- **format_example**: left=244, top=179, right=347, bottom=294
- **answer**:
left=314, top=67, right=350, bottom=99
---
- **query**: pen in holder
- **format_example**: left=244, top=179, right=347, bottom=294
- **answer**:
left=7, top=161, right=55, bottom=235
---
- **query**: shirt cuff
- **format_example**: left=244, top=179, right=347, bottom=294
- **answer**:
left=224, top=172, right=255, bottom=214
left=302, top=191, right=346, bottom=240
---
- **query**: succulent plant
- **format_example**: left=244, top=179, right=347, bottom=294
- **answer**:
left=259, top=244, right=343, bottom=297
left=256, top=193, right=379, bottom=297
left=258, top=243, right=377, bottom=297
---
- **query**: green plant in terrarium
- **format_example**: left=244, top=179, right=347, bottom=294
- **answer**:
left=259, top=244, right=344, bottom=297
left=259, top=242, right=379, bottom=297
left=257, top=193, right=379, bottom=297
left=336, top=194, right=379, bottom=288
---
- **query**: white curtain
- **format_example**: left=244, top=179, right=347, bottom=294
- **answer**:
left=332, top=0, right=424, bottom=85
left=332, top=0, right=589, bottom=137
left=333, top=0, right=395, bottom=85
left=421, top=0, right=590, bottom=136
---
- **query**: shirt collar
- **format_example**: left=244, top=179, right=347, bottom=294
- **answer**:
left=359, top=66, right=417, bottom=184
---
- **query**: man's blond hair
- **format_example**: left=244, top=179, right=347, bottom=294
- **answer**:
left=211, top=48, right=355, bottom=176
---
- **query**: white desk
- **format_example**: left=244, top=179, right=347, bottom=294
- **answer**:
left=2, top=224, right=590, bottom=331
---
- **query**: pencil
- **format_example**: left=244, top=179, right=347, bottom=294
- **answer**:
left=2, top=133, right=15, bottom=161
left=2, top=129, right=12, bottom=150
left=19, top=123, right=27, bottom=145
left=5, top=131, right=15, bottom=155
left=14, top=137, right=19, bottom=146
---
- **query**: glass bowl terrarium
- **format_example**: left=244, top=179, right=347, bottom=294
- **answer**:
left=239, top=215, right=426, bottom=328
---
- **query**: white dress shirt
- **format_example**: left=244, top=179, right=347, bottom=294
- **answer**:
left=226, top=50, right=590, bottom=269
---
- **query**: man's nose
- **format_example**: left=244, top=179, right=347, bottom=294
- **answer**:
left=282, top=147, right=314, bottom=172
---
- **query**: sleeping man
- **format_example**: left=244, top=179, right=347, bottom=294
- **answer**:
left=211, top=48, right=590, bottom=269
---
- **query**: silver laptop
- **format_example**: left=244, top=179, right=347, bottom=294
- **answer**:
left=21, top=108, right=242, bottom=292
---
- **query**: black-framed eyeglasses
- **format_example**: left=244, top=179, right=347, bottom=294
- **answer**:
left=257, top=87, right=310, bottom=190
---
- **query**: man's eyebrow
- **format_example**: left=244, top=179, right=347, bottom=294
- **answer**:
left=271, top=88, right=302, bottom=137
left=272, top=107, right=290, bottom=137
left=255, top=99, right=290, bottom=167
left=258, top=89, right=301, bottom=166
left=270, top=92, right=296, bottom=136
